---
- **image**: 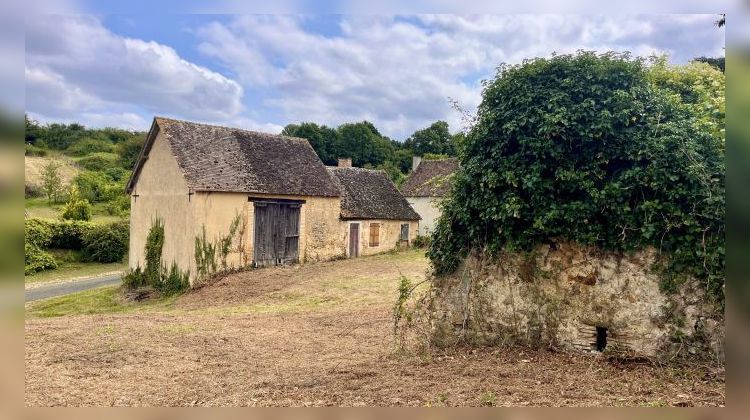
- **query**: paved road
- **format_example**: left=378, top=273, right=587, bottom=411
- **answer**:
left=25, top=274, right=122, bottom=302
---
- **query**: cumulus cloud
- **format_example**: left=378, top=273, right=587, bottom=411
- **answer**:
left=197, top=14, right=724, bottom=138
left=25, top=14, right=244, bottom=127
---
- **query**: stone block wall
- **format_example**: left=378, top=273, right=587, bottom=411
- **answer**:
left=426, top=241, right=724, bottom=360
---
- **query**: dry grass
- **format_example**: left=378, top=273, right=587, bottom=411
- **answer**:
left=24, top=249, right=725, bottom=407
left=24, top=156, right=78, bottom=189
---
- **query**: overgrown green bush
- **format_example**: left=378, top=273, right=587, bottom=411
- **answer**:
left=122, top=266, right=147, bottom=289
left=103, top=167, right=129, bottom=182
left=25, top=143, right=47, bottom=156
left=74, top=170, right=117, bottom=203
left=65, top=138, right=114, bottom=157
left=81, top=221, right=129, bottom=263
left=412, top=235, right=430, bottom=248
left=61, top=187, right=92, bottom=221
left=160, top=262, right=190, bottom=295
left=25, top=218, right=53, bottom=248
left=105, top=194, right=130, bottom=216
left=49, top=220, right=92, bottom=249
left=428, top=52, right=725, bottom=303
left=25, top=243, right=57, bottom=275
left=76, top=154, right=118, bottom=172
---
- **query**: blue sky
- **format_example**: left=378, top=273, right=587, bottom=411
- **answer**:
left=25, top=13, right=725, bottom=139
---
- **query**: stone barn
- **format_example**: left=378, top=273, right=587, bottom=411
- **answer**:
left=126, top=117, right=422, bottom=283
left=401, top=157, right=459, bottom=236
left=328, top=161, right=420, bottom=258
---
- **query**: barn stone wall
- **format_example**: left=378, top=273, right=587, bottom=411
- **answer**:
left=193, top=192, right=346, bottom=274
left=129, top=130, right=196, bottom=278
left=426, top=241, right=724, bottom=360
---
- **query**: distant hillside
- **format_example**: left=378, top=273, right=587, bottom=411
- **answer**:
left=25, top=156, right=79, bottom=190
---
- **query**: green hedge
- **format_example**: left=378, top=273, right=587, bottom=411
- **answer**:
left=25, top=243, right=57, bottom=275
left=24, top=218, right=130, bottom=273
left=81, top=221, right=129, bottom=263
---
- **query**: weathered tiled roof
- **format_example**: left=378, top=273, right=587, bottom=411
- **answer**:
left=328, top=167, right=420, bottom=221
left=127, top=117, right=340, bottom=197
left=400, top=158, right=459, bottom=197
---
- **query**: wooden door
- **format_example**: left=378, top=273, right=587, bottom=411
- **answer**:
left=281, top=204, right=300, bottom=264
left=253, top=203, right=273, bottom=266
left=253, top=201, right=301, bottom=266
left=349, top=223, right=359, bottom=258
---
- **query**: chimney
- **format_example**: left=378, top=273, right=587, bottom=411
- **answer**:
left=338, top=158, right=352, bottom=168
left=412, top=156, right=422, bottom=171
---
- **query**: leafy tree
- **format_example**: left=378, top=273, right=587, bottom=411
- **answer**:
left=429, top=52, right=725, bottom=304
left=41, top=160, right=63, bottom=204
left=25, top=115, right=43, bottom=145
left=282, top=122, right=340, bottom=165
left=404, top=121, right=455, bottom=156
left=74, top=170, right=116, bottom=203
left=693, top=56, right=725, bottom=73
left=117, top=135, right=146, bottom=169
left=648, top=57, right=725, bottom=142
left=337, top=121, right=394, bottom=167
left=42, top=123, right=86, bottom=150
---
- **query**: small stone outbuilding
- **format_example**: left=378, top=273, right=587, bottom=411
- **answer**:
left=401, top=157, right=459, bottom=236
left=328, top=163, right=420, bottom=257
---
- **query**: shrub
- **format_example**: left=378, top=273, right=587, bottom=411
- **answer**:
left=25, top=218, right=53, bottom=248
left=77, top=154, right=117, bottom=172
left=81, top=221, right=129, bottom=263
left=65, top=138, right=114, bottom=157
left=25, top=143, right=47, bottom=156
left=145, top=218, right=165, bottom=285
left=61, top=187, right=92, bottom=221
left=160, top=262, right=190, bottom=295
left=103, top=167, right=129, bottom=182
left=122, top=266, right=147, bottom=289
left=105, top=194, right=131, bottom=216
left=49, top=220, right=92, bottom=249
left=25, top=243, right=57, bottom=275
left=74, top=171, right=113, bottom=203
left=117, top=136, right=146, bottom=169
left=412, top=235, right=430, bottom=248
left=428, top=52, right=725, bottom=303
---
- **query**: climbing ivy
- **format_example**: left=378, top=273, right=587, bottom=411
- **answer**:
left=428, top=52, right=725, bottom=304
left=144, top=217, right=165, bottom=286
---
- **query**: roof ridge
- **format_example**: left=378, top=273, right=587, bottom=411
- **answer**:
left=154, top=116, right=308, bottom=143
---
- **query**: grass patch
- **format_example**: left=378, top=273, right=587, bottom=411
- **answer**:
left=26, top=285, right=179, bottom=318
left=25, top=199, right=124, bottom=224
left=25, top=260, right=127, bottom=284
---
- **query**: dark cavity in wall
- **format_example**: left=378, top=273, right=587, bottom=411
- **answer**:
left=596, top=326, right=608, bottom=352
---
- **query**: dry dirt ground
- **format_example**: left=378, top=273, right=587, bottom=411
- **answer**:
left=25, top=250, right=725, bottom=407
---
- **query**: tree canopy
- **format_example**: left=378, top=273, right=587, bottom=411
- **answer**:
left=428, top=52, right=725, bottom=303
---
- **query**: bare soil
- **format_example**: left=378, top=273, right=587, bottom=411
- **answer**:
left=25, top=250, right=725, bottom=407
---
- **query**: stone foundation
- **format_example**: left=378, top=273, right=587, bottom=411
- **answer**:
left=426, top=241, right=724, bottom=360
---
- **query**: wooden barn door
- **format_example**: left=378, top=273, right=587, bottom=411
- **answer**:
left=252, top=200, right=301, bottom=267
left=349, top=223, right=359, bottom=258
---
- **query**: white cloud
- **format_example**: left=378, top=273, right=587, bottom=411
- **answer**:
left=197, top=14, right=723, bottom=139
left=25, top=14, right=245, bottom=127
